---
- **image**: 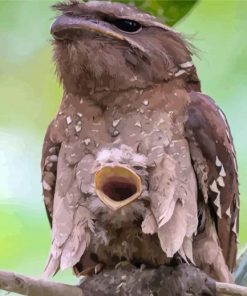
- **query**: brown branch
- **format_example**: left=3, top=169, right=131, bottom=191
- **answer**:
left=0, top=265, right=247, bottom=296
left=0, top=270, right=83, bottom=296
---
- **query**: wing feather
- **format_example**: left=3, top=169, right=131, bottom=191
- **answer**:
left=42, top=123, right=93, bottom=277
left=148, top=139, right=198, bottom=260
left=185, top=91, right=239, bottom=271
left=158, top=201, right=187, bottom=257
left=41, top=121, right=61, bottom=226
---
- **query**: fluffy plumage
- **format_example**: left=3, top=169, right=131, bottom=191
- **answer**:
left=41, top=1, right=239, bottom=283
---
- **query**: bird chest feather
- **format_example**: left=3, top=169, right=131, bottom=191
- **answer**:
left=42, top=1, right=238, bottom=283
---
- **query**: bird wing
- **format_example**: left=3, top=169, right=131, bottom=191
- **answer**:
left=185, top=91, right=239, bottom=271
left=41, top=121, right=92, bottom=277
left=41, top=121, right=60, bottom=227
left=144, top=139, right=198, bottom=263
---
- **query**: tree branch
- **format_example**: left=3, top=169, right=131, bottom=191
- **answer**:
left=0, top=265, right=247, bottom=296
left=0, top=270, right=83, bottom=296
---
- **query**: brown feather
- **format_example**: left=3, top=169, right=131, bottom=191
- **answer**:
left=185, top=91, right=239, bottom=271
left=41, top=120, right=62, bottom=226
left=41, top=1, right=238, bottom=282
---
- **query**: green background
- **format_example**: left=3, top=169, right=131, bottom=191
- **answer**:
left=0, top=0, right=247, bottom=290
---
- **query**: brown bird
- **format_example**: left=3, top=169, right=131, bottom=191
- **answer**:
left=42, top=0, right=239, bottom=283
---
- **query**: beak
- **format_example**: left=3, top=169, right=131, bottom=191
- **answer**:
left=51, top=14, right=125, bottom=41
left=50, top=14, right=146, bottom=53
left=95, top=166, right=142, bottom=211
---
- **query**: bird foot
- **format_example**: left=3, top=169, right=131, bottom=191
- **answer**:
left=74, top=263, right=104, bottom=277
left=115, top=261, right=134, bottom=271
left=94, top=263, right=104, bottom=274
left=139, top=264, right=146, bottom=271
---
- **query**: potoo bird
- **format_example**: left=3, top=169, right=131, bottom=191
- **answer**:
left=42, top=1, right=239, bottom=283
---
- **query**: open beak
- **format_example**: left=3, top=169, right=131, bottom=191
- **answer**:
left=95, top=166, right=142, bottom=211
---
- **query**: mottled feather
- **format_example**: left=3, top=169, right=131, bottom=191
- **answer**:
left=185, top=91, right=239, bottom=271
left=40, top=0, right=239, bottom=283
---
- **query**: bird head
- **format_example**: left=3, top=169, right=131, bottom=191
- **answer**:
left=51, top=0, right=197, bottom=97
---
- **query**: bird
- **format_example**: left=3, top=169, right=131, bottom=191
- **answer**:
left=41, top=0, right=239, bottom=283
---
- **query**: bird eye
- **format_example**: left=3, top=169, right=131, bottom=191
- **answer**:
left=111, top=19, right=142, bottom=33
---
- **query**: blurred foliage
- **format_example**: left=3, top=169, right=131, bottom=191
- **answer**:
left=93, top=0, right=198, bottom=26
left=0, top=0, right=247, bottom=289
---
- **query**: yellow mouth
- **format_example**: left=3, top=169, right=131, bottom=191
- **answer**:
left=95, top=166, right=142, bottom=211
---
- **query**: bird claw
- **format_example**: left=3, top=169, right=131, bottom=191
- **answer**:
left=74, top=263, right=104, bottom=277
left=115, top=261, right=134, bottom=271
left=94, top=263, right=104, bottom=274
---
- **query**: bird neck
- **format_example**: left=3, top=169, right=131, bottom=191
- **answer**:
left=61, top=78, right=188, bottom=112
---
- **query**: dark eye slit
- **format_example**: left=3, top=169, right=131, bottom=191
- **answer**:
left=105, top=17, right=142, bottom=33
